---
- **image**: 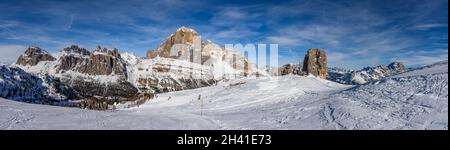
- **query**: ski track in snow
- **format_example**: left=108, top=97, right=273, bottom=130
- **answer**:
left=0, top=62, right=448, bottom=130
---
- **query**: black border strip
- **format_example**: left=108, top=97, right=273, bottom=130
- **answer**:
left=0, top=130, right=447, bottom=148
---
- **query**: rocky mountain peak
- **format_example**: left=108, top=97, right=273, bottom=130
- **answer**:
left=93, top=45, right=120, bottom=57
left=94, top=45, right=102, bottom=51
left=16, top=47, right=56, bottom=66
left=63, top=45, right=91, bottom=56
left=176, top=26, right=198, bottom=34
left=155, top=26, right=199, bottom=59
left=57, top=45, right=127, bottom=78
left=387, top=61, right=406, bottom=72
left=151, top=27, right=254, bottom=74
left=79, top=46, right=126, bottom=77
left=327, top=61, right=408, bottom=85
left=302, top=48, right=327, bottom=79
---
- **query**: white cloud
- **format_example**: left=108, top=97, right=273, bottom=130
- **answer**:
left=290, top=25, right=343, bottom=46
left=262, top=0, right=449, bottom=69
left=266, top=36, right=302, bottom=46
left=397, top=53, right=448, bottom=66
left=351, top=49, right=370, bottom=56
left=0, top=45, right=25, bottom=65
left=411, top=23, right=448, bottom=30
left=0, top=20, right=20, bottom=30
left=327, top=52, right=349, bottom=62
left=325, top=52, right=383, bottom=69
left=205, top=5, right=264, bottom=42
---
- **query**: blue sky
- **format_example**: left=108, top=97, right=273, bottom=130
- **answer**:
left=0, top=0, right=448, bottom=69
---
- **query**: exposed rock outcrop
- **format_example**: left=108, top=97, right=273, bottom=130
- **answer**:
left=302, top=48, right=327, bottom=79
left=57, top=45, right=137, bottom=100
left=156, top=26, right=199, bottom=59
left=58, top=45, right=90, bottom=71
left=16, top=47, right=56, bottom=66
left=10, top=45, right=143, bottom=110
left=149, top=26, right=263, bottom=78
left=387, top=61, right=406, bottom=72
left=280, top=63, right=303, bottom=75
left=146, top=49, right=157, bottom=59
left=64, top=45, right=91, bottom=55
left=78, top=46, right=127, bottom=78
left=57, top=45, right=128, bottom=79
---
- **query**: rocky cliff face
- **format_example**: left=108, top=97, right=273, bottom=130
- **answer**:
left=150, top=27, right=259, bottom=77
left=79, top=46, right=128, bottom=78
left=10, top=45, right=144, bottom=110
left=57, top=45, right=128, bottom=79
left=16, top=47, right=56, bottom=66
left=280, top=63, right=303, bottom=75
left=57, top=45, right=140, bottom=103
left=156, top=26, right=199, bottom=59
left=57, top=45, right=90, bottom=71
left=302, top=48, right=327, bottom=79
left=134, top=27, right=270, bottom=94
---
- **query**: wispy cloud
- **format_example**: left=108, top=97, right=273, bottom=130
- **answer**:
left=266, top=36, right=302, bottom=46
left=0, top=0, right=447, bottom=69
left=204, top=5, right=264, bottom=43
left=260, top=0, right=447, bottom=69
left=410, top=23, right=448, bottom=30
left=397, top=53, right=448, bottom=66
left=269, top=24, right=346, bottom=47
left=393, top=48, right=448, bottom=66
left=0, top=45, right=25, bottom=64
left=64, top=14, right=76, bottom=30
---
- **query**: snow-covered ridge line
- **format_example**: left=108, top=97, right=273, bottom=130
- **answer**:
left=391, top=60, right=448, bottom=78
left=327, top=61, right=408, bottom=85
left=2, top=39, right=253, bottom=109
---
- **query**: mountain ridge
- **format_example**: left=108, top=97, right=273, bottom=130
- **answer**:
left=0, top=26, right=264, bottom=110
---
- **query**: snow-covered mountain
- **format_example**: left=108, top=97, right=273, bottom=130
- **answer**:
left=326, top=67, right=354, bottom=84
left=121, top=52, right=140, bottom=65
left=328, top=60, right=448, bottom=129
left=0, top=59, right=446, bottom=129
left=391, top=60, right=447, bottom=77
left=152, top=26, right=264, bottom=78
left=327, top=61, right=407, bottom=84
left=0, top=65, right=77, bottom=105
left=0, top=27, right=265, bottom=109
left=2, top=45, right=143, bottom=109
